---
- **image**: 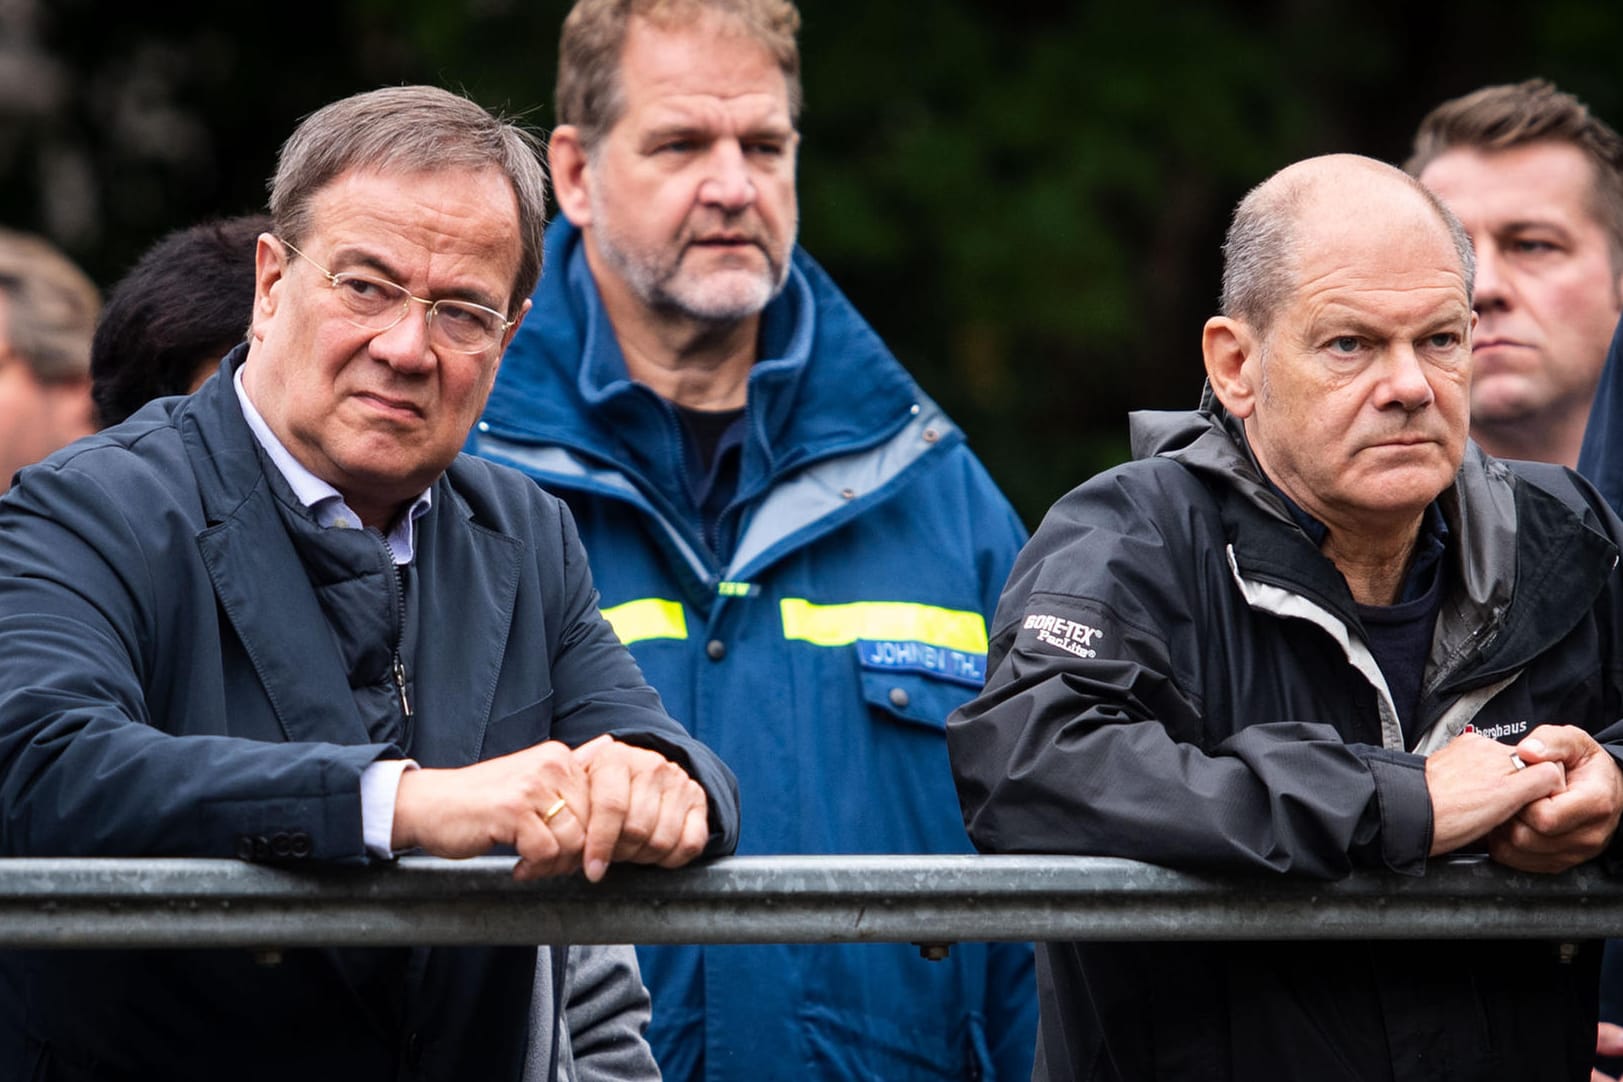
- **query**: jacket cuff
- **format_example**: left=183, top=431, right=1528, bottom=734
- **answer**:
left=1598, top=744, right=1623, bottom=874
left=604, top=729, right=740, bottom=858
left=1363, top=749, right=1431, bottom=876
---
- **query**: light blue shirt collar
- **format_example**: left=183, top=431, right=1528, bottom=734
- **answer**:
left=232, top=364, right=431, bottom=565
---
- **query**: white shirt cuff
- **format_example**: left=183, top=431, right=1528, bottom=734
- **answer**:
left=360, top=757, right=419, bottom=859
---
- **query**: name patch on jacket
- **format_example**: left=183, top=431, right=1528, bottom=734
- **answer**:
left=1023, top=613, right=1105, bottom=659
left=857, top=639, right=986, bottom=687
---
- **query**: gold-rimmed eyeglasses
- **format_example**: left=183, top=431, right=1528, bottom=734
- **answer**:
left=279, top=238, right=515, bottom=355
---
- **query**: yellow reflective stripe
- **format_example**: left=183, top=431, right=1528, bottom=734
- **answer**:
left=600, top=598, right=688, bottom=645
left=779, top=598, right=988, bottom=653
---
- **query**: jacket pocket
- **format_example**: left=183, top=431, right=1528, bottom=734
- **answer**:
left=858, top=664, right=979, bottom=733
left=481, top=691, right=556, bottom=759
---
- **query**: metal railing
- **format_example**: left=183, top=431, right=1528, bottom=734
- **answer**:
left=2, top=854, right=1621, bottom=952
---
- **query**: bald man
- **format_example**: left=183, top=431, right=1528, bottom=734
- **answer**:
left=949, top=155, right=1623, bottom=1081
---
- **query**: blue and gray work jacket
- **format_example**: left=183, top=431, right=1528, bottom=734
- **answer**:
left=471, top=220, right=1037, bottom=1082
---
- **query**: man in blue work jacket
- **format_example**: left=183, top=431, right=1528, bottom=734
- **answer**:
left=468, top=1, right=1036, bottom=1079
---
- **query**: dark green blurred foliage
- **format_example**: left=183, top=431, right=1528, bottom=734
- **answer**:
left=8, top=0, right=1621, bottom=524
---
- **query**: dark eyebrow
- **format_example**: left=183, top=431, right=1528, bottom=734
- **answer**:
left=1417, top=313, right=1471, bottom=338
left=643, top=120, right=796, bottom=146
left=1496, top=219, right=1575, bottom=238
left=329, top=247, right=506, bottom=312
left=642, top=124, right=707, bottom=148
left=1311, top=307, right=1468, bottom=342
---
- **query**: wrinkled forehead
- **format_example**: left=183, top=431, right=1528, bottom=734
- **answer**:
left=1420, top=142, right=1602, bottom=218
left=1287, top=187, right=1468, bottom=300
left=1278, top=263, right=1471, bottom=342
left=298, top=167, right=526, bottom=305
left=618, top=12, right=793, bottom=119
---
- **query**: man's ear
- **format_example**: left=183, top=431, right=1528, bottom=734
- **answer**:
left=548, top=126, right=594, bottom=228
left=499, top=297, right=532, bottom=353
left=1203, top=315, right=1262, bottom=420
left=250, top=233, right=287, bottom=342
left=480, top=297, right=533, bottom=395
left=44, top=373, right=94, bottom=442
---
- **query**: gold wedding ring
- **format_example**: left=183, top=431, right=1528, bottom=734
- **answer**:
left=542, top=796, right=569, bottom=823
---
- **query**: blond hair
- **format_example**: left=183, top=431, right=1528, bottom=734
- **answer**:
left=0, top=229, right=99, bottom=381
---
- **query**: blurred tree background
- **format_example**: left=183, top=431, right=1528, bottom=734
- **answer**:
left=4, top=0, right=1620, bottom=524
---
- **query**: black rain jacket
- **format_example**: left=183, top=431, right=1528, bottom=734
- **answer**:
left=949, top=394, right=1623, bottom=1082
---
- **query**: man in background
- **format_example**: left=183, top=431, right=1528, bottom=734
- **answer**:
left=1407, top=78, right=1623, bottom=468
left=470, top=1, right=1036, bottom=1078
left=0, top=227, right=97, bottom=492
left=90, top=214, right=268, bottom=427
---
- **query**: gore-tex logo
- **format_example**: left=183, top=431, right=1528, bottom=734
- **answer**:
left=1024, top=613, right=1104, bottom=659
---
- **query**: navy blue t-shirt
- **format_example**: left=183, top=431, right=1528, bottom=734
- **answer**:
left=1268, top=484, right=1449, bottom=743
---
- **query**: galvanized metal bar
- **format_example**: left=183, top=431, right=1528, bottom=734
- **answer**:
left=0, top=854, right=1619, bottom=950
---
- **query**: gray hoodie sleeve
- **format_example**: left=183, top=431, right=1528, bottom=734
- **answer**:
left=525, top=944, right=660, bottom=1082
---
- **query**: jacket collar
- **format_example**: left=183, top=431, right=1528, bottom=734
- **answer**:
left=181, top=347, right=375, bottom=748
left=178, top=347, right=522, bottom=760
left=478, top=219, right=926, bottom=492
left=1129, top=387, right=1616, bottom=687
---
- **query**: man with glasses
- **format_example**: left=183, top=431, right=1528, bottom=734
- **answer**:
left=0, top=85, right=738, bottom=1082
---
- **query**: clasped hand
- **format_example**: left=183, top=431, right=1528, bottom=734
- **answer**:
left=390, top=734, right=711, bottom=882
left=1426, top=724, right=1623, bottom=873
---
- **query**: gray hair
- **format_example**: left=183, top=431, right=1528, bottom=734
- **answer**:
left=1220, top=165, right=1476, bottom=335
left=269, top=86, right=547, bottom=315
left=0, top=229, right=99, bottom=382
left=1218, top=180, right=1304, bottom=337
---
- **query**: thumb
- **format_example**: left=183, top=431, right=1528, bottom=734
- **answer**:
left=1508, top=759, right=1566, bottom=804
left=1513, top=734, right=1572, bottom=792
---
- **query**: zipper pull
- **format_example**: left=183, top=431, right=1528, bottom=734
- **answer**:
left=392, top=654, right=413, bottom=720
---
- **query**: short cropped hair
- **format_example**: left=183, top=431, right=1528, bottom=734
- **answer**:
left=1221, top=168, right=1476, bottom=336
left=1405, top=79, right=1623, bottom=259
left=0, top=229, right=99, bottom=383
left=269, top=86, right=546, bottom=315
left=557, top=0, right=802, bottom=154
left=90, top=215, right=269, bottom=428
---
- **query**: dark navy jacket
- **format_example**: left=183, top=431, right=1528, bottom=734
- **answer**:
left=1579, top=315, right=1623, bottom=513
left=0, top=350, right=738, bottom=1081
left=471, top=221, right=1037, bottom=1082
left=952, top=397, right=1623, bottom=1081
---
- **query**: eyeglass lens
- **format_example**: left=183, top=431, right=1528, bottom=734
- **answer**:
left=330, top=274, right=504, bottom=353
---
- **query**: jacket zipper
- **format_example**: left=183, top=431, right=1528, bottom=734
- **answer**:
left=392, top=563, right=413, bottom=732
left=392, top=652, right=412, bottom=722
left=367, top=527, right=414, bottom=752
